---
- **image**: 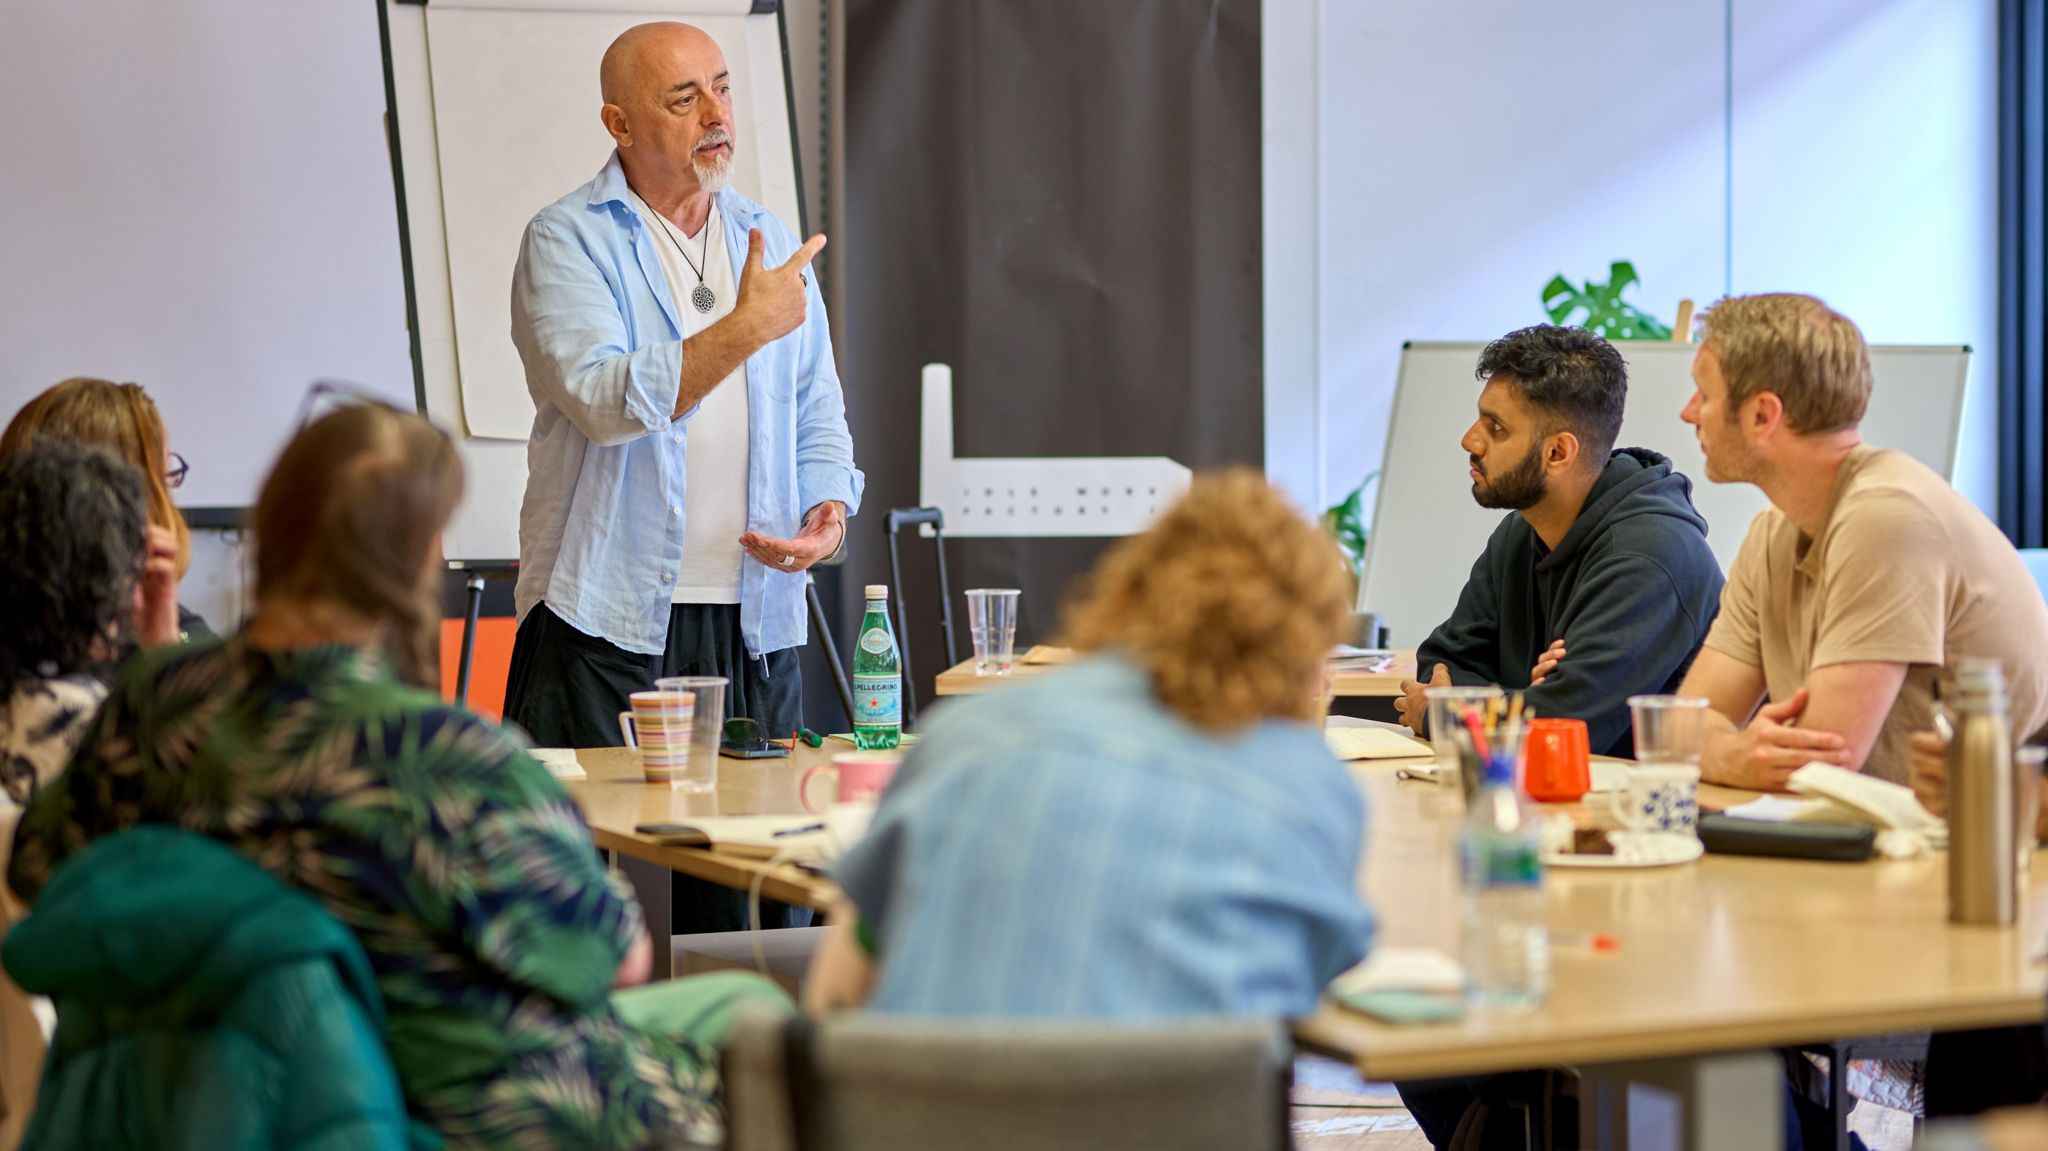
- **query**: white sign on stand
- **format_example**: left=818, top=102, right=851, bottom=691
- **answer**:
left=917, top=363, right=1192, bottom=538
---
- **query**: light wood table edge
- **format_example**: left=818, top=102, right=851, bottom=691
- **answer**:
left=934, top=650, right=1419, bottom=698
left=1292, top=992, right=2048, bottom=1081
left=591, top=827, right=838, bottom=911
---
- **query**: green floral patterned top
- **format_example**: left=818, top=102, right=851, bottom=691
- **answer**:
left=8, top=638, right=720, bottom=1149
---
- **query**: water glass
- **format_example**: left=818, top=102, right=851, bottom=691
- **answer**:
left=655, top=676, right=727, bottom=792
left=965, top=588, right=1020, bottom=676
left=1628, top=695, right=1712, bottom=767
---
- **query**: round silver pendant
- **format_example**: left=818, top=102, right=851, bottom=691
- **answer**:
left=692, top=283, right=716, bottom=314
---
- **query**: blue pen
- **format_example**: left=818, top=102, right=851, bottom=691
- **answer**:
left=773, top=822, right=826, bottom=837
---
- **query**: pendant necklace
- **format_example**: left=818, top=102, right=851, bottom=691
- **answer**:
left=650, top=204, right=716, bottom=314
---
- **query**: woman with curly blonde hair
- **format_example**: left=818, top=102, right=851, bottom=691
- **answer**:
left=805, top=469, right=1374, bottom=1018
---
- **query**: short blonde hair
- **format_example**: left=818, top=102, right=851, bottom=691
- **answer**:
left=1698, top=293, right=1871, bottom=434
left=1061, top=469, right=1351, bottom=731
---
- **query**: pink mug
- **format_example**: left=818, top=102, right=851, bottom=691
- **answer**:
left=801, top=751, right=901, bottom=814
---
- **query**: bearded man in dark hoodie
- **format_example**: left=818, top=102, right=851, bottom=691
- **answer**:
left=1391, top=326, right=1725, bottom=1149
left=1394, top=324, right=1723, bottom=761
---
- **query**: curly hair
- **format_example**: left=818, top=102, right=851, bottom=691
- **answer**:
left=252, top=405, right=464, bottom=689
left=0, top=443, right=148, bottom=691
left=1476, top=325, right=1629, bottom=463
left=0, top=378, right=190, bottom=579
left=1060, top=469, right=1353, bottom=731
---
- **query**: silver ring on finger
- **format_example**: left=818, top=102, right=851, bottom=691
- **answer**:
left=780, top=554, right=795, bottom=567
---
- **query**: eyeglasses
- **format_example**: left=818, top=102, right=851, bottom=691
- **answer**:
left=293, top=379, right=412, bottom=430
left=164, top=452, right=189, bottom=490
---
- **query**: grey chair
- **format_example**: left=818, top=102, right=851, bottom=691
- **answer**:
left=723, top=1009, right=1293, bottom=1151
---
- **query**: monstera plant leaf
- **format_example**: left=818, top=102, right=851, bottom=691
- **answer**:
left=1541, top=260, right=1674, bottom=341
left=1322, top=471, right=1380, bottom=591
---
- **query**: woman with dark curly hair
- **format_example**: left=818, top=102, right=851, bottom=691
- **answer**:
left=0, top=442, right=178, bottom=854
left=0, top=441, right=180, bottom=1149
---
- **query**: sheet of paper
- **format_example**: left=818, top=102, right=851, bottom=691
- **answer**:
left=530, top=747, right=586, bottom=780
left=669, top=816, right=832, bottom=860
left=1324, top=727, right=1432, bottom=761
left=1722, top=795, right=1835, bottom=823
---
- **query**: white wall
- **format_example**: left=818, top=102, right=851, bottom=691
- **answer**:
left=1309, top=0, right=1999, bottom=520
left=0, top=1, right=414, bottom=510
left=1728, top=0, right=1998, bottom=507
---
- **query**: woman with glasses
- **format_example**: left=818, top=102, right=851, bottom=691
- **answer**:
left=1, top=377, right=209, bottom=640
left=8, top=405, right=791, bottom=1149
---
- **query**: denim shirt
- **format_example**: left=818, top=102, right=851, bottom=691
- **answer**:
left=835, top=656, right=1375, bottom=1018
left=510, top=153, right=864, bottom=656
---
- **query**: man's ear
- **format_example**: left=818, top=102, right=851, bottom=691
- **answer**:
left=1546, top=429, right=1581, bottom=473
left=1747, top=391, right=1786, bottom=436
left=601, top=103, right=630, bottom=148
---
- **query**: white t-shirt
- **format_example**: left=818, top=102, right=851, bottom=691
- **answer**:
left=632, top=190, right=749, bottom=603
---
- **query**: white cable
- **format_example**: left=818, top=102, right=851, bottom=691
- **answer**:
left=748, top=844, right=808, bottom=977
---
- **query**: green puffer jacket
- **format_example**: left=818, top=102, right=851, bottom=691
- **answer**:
left=2, top=826, right=438, bottom=1151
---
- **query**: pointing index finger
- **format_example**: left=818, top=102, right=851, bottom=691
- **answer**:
left=778, top=233, right=827, bottom=274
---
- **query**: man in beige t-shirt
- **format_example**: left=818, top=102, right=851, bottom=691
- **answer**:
left=1676, top=293, right=2048, bottom=789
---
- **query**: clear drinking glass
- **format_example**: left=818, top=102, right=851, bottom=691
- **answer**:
left=655, top=676, right=727, bottom=792
left=1627, top=695, right=1712, bottom=767
left=964, top=588, right=1020, bottom=676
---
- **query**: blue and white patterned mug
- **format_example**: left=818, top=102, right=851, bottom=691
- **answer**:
left=1608, top=765, right=1701, bottom=836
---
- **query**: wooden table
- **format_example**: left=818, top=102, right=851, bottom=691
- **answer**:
left=562, top=746, right=841, bottom=976
left=564, top=740, right=2048, bottom=1148
left=1296, top=763, right=2048, bottom=1149
left=933, top=649, right=1418, bottom=698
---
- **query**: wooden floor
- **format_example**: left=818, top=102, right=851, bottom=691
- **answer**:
left=1290, top=1056, right=1427, bottom=1151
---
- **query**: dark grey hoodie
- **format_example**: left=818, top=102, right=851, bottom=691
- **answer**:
left=1415, top=448, right=1724, bottom=758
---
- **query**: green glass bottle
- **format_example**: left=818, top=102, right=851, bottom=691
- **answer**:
left=852, top=584, right=902, bottom=749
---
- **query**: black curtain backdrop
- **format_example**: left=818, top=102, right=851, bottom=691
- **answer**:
left=827, top=0, right=1265, bottom=718
left=2002, top=0, right=2048, bottom=546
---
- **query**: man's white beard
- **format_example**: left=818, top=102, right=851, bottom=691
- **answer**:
left=692, top=133, right=733, bottom=194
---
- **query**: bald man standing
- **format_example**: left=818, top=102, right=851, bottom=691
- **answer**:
left=506, top=23, right=863, bottom=770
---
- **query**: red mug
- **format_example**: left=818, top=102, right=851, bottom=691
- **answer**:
left=1523, top=717, right=1592, bottom=802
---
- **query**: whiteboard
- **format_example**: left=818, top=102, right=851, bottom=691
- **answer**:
left=380, top=0, right=802, bottom=561
left=1357, top=341, right=1970, bottom=646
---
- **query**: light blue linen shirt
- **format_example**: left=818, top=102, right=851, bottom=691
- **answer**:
left=510, top=153, right=864, bottom=656
left=834, top=656, right=1375, bottom=1019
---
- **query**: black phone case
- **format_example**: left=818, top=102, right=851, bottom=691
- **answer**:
left=1697, top=814, right=1876, bottom=862
left=632, top=823, right=711, bottom=846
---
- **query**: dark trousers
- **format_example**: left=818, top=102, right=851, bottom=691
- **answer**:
left=503, top=601, right=811, bottom=932
left=1925, top=1025, right=2048, bottom=1118
left=1396, top=1073, right=1574, bottom=1150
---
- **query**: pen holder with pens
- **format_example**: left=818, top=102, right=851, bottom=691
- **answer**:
left=1434, top=689, right=1533, bottom=803
left=1424, top=685, right=1503, bottom=801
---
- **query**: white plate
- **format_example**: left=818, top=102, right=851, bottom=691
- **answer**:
left=1544, top=831, right=1703, bottom=869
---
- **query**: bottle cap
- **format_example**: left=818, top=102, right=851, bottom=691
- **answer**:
left=865, top=584, right=889, bottom=599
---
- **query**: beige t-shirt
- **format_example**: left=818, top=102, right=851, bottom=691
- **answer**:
left=1704, top=446, right=2048, bottom=784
